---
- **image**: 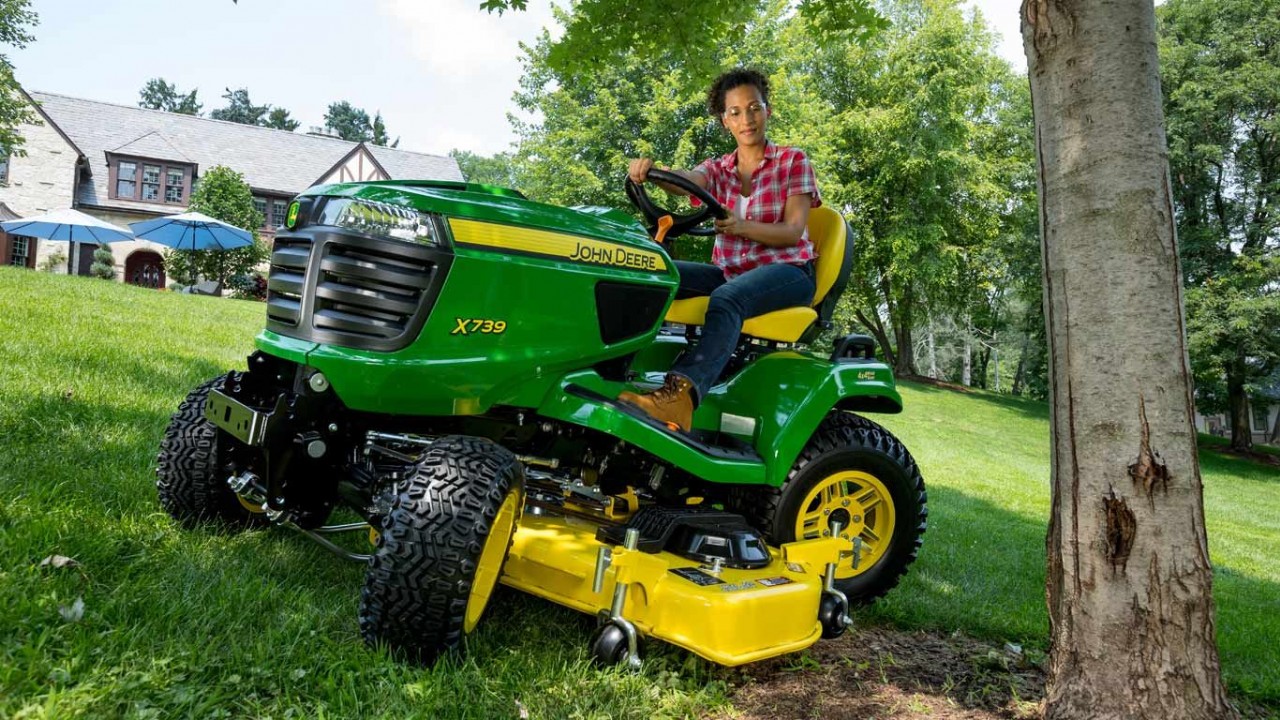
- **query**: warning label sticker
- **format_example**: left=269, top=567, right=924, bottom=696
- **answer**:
left=670, top=567, right=725, bottom=586
left=757, top=576, right=794, bottom=587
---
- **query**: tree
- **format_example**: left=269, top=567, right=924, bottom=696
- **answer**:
left=323, top=101, right=372, bottom=142
left=450, top=149, right=518, bottom=188
left=89, top=244, right=114, bottom=280
left=1158, top=0, right=1280, bottom=451
left=263, top=107, right=299, bottom=131
left=138, top=78, right=202, bottom=115
left=481, top=0, right=882, bottom=82
left=170, top=165, right=267, bottom=293
left=370, top=111, right=397, bottom=147
left=210, top=88, right=268, bottom=126
left=789, top=0, right=1029, bottom=376
left=1021, top=0, right=1236, bottom=717
left=0, top=0, right=37, bottom=155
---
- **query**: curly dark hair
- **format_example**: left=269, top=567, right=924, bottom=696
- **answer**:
left=706, top=67, right=771, bottom=117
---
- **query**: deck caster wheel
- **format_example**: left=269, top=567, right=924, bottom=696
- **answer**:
left=818, top=593, right=849, bottom=639
left=590, top=623, right=642, bottom=669
left=590, top=623, right=628, bottom=667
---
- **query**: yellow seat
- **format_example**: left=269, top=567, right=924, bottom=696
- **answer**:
left=664, top=205, right=849, bottom=343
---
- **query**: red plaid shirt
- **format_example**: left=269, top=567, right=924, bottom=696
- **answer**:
left=694, top=141, right=821, bottom=278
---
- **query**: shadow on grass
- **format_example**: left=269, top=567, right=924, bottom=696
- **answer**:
left=897, top=379, right=1051, bottom=422
left=866, top=484, right=1279, bottom=711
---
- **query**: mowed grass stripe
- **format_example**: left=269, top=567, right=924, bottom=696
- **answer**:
left=1, top=266, right=1275, bottom=717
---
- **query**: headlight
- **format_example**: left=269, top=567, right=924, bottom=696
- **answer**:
left=316, top=198, right=443, bottom=246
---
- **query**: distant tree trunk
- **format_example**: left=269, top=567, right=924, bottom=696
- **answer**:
left=962, top=315, right=973, bottom=386
left=855, top=308, right=897, bottom=368
left=893, top=320, right=917, bottom=376
left=1227, top=356, right=1253, bottom=452
left=1012, top=332, right=1030, bottom=396
left=1022, top=0, right=1237, bottom=718
left=927, top=322, right=940, bottom=378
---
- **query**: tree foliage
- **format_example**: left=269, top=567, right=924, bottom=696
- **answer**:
left=210, top=88, right=269, bottom=126
left=1159, top=0, right=1280, bottom=449
left=165, top=165, right=267, bottom=291
left=450, top=149, right=519, bottom=188
left=323, top=102, right=396, bottom=146
left=264, top=106, right=300, bottom=131
left=138, top=78, right=202, bottom=115
left=0, top=0, right=37, bottom=155
left=481, top=0, right=882, bottom=83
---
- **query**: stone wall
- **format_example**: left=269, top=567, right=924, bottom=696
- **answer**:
left=0, top=112, right=78, bottom=272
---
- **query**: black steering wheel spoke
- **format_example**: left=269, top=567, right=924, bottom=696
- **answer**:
left=625, top=168, right=728, bottom=242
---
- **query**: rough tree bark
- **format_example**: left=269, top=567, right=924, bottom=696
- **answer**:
left=1021, top=1, right=1237, bottom=718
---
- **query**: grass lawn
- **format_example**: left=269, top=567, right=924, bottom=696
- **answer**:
left=2, top=267, right=1276, bottom=718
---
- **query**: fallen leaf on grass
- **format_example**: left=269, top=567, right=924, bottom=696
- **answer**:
left=59, top=596, right=84, bottom=622
left=40, top=555, right=79, bottom=569
left=515, top=699, right=529, bottom=719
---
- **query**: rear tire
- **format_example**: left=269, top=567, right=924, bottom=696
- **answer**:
left=359, top=435, right=524, bottom=663
left=736, top=412, right=926, bottom=605
left=156, top=375, right=265, bottom=529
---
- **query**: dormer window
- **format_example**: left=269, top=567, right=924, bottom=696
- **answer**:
left=109, top=156, right=192, bottom=204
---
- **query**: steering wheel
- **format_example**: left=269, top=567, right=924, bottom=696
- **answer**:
left=625, top=168, right=728, bottom=241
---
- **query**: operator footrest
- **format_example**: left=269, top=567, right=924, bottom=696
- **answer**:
left=596, top=507, right=771, bottom=569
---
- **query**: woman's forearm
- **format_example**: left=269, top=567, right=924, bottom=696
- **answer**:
left=737, top=220, right=806, bottom=248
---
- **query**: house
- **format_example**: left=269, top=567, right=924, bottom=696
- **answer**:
left=1194, top=377, right=1280, bottom=446
left=0, top=90, right=462, bottom=288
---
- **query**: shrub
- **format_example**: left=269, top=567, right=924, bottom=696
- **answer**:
left=89, top=244, right=115, bottom=280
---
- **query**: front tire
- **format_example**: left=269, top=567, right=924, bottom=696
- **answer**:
left=359, top=435, right=524, bottom=663
left=740, top=412, right=927, bottom=604
left=156, top=375, right=265, bottom=529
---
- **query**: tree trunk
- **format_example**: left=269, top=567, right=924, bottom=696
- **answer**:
left=1012, top=331, right=1030, bottom=396
left=892, top=285, right=918, bottom=376
left=1226, top=360, right=1253, bottom=453
left=856, top=308, right=896, bottom=368
left=927, top=322, right=940, bottom=379
left=1022, top=1, right=1237, bottom=718
left=962, top=316, right=973, bottom=386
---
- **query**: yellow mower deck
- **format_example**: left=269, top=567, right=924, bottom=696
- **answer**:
left=499, top=512, right=853, bottom=667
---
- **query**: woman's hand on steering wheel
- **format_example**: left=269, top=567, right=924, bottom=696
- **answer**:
left=625, top=166, right=728, bottom=242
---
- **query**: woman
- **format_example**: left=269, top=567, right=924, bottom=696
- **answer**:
left=620, top=67, right=821, bottom=431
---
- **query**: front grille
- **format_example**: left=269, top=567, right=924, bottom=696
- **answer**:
left=266, top=237, right=311, bottom=327
left=265, top=229, right=451, bottom=352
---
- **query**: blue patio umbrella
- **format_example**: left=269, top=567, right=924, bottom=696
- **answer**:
left=0, top=208, right=134, bottom=243
left=128, top=211, right=254, bottom=250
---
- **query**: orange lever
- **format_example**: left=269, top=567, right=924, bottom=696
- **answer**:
left=654, top=215, right=674, bottom=245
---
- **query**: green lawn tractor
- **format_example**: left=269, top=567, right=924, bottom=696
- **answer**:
left=156, top=170, right=927, bottom=668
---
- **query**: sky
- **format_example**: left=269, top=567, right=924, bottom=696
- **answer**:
left=8, top=0, right=1025, bottom=160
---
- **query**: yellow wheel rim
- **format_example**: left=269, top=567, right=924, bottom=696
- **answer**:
left=793, top=470, right=895, bottom=579
left=464, top=489, right=521, bottom=633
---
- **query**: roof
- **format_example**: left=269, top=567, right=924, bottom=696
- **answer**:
left=28, top=91, right=463, bottom=211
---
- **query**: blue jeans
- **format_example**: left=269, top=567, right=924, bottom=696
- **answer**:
left=670, top=260, right=816, bottom=402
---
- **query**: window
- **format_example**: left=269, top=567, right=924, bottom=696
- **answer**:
left=0, top=148, right=10, bottom=183
left=165, top=168, right=185, bottom=203
left=1253, top=402, right=1271, bottom=432
left=141, top=164, right=162, bottom=201
left=9, top=236, right=30, bottom=266
left=272, top=199, right=287, bottom=228
left=109, top=157, right=191, bottom=204
left=117, top=161, right=137, bottom=198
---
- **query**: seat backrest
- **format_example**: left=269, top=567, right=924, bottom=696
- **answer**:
left=807, top=206, right=850, bottom=308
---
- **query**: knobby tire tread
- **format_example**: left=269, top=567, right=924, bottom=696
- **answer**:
left=358, top=435, right=523, bottom=664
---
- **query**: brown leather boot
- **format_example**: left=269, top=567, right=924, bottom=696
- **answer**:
left=617, top=374, right=695, bottom=432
